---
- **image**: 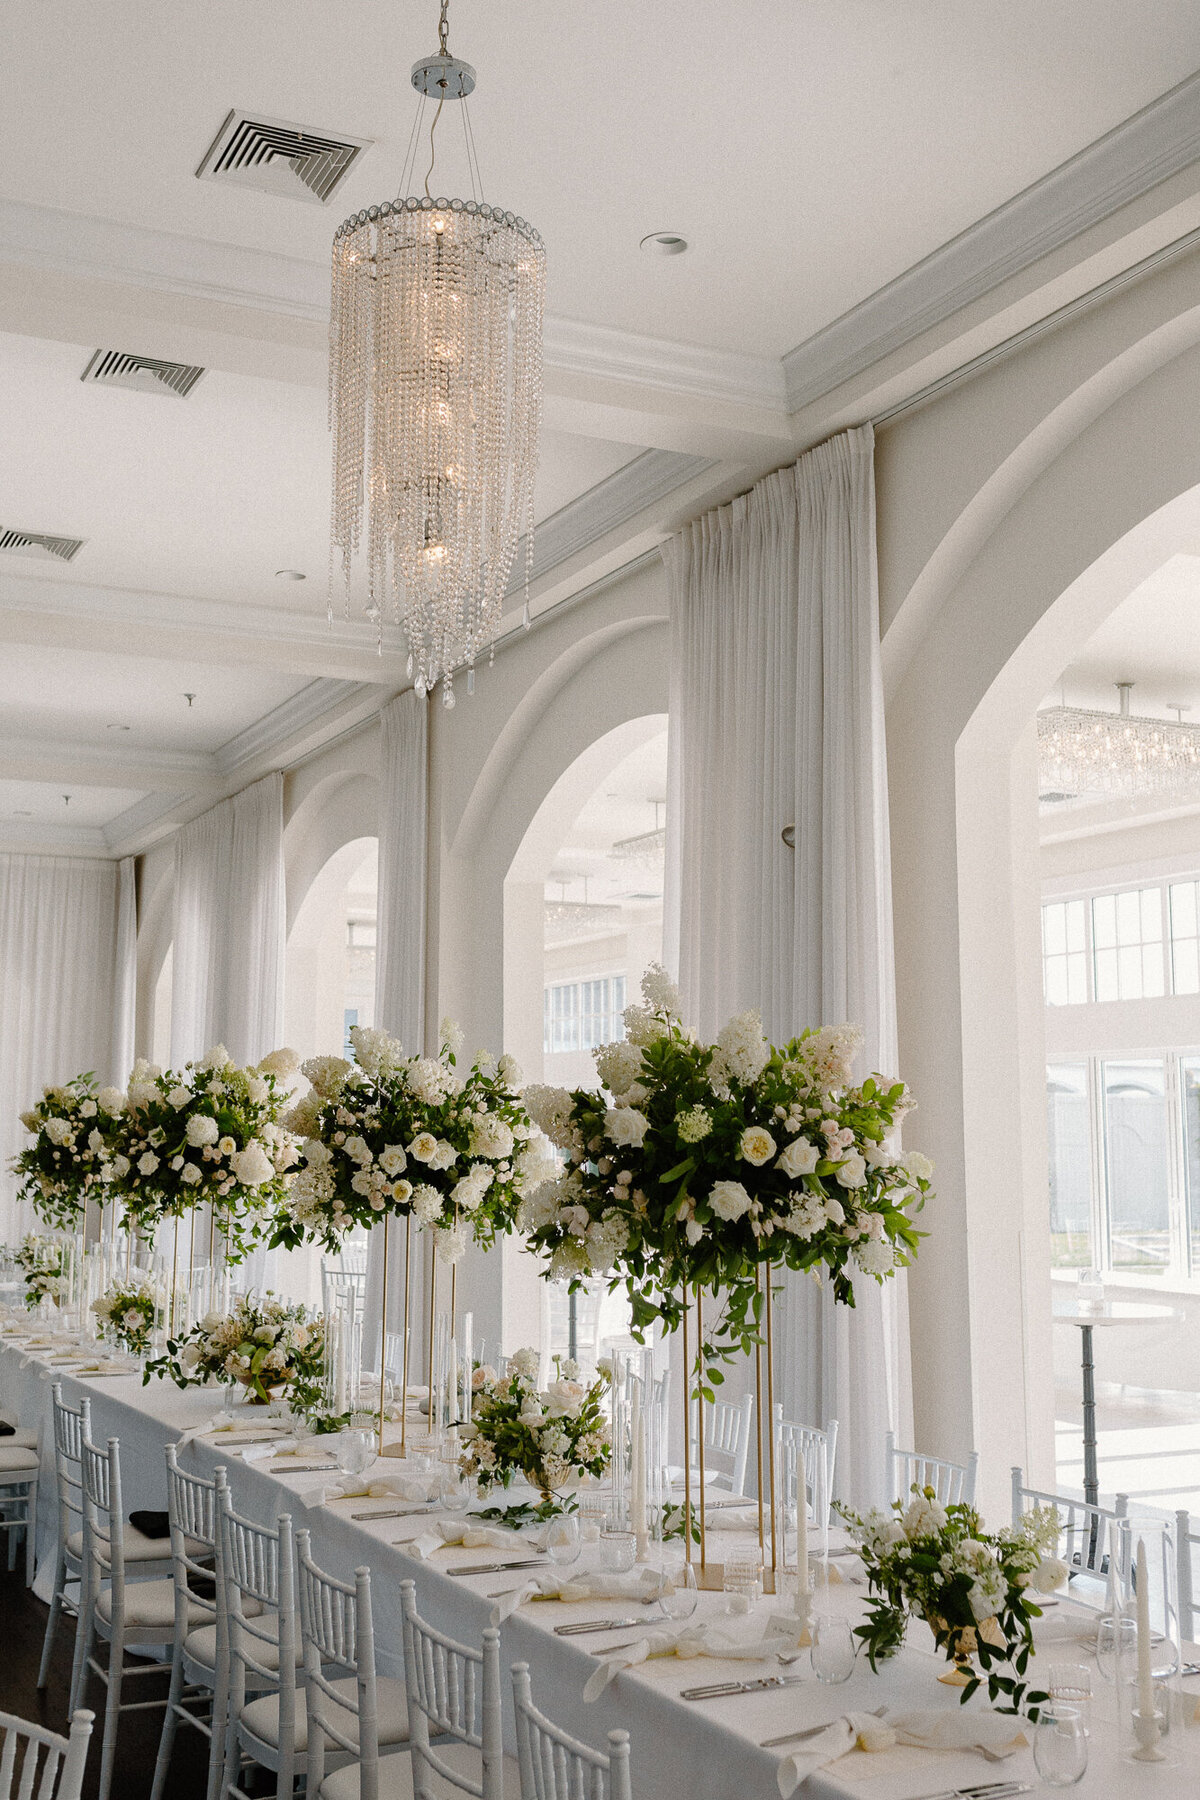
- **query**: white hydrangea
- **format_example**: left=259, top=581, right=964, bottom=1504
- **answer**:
left=508, top=1346, right=540, bottom=1381
left=594, top=1038, right=644, bottom=1098
left=497, top=1052, right=523, bottom=1088
left=43, top=1117, right=72, bottom=1145
left=712, top=1010, right=770, bottom=1085
left=301, top=1055, right=353, bottom=1099
left=434, top=1223, right=467, bottom=1263
left=522, top=1085, right=576, bottom=1149
left=622, top=1004, right=671, bottom=1049
left=405, top=1058, right=455, bottom=1106
left=97, top=1086, right=125, bottom=1113
left=199, top=1045, right=233, bottom=1071
left=469, top=1116, right=513, bottom=1160
left=257, top=1047, right=301, bottom=1078
left=902, top=1150, right=934, bottom=1183
left=781, top=1195, right=827, bottom=1239
left=854, top=1238, right=896, bottom=1278
left=795, top=1024, right=863, bottom=1094
left=639, top=962, right=681, bottom=1016
left=439, top=1017, right=465, bottom=1058
left=410, top=1183, right=444, bottom=1225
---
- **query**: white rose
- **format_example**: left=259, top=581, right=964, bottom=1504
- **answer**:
left=902, top=1151, right=934, bottom=1184
left=605, top=1106, right=649, bottom=1149
left=390, top=1179, right=414, bottom=1204
left=708, top=1179, right=752, bottom=1222
left=181, top=1162, right=203, bottom=1186
left=80, top=1098, right=97, bottom=1118
left=379, top=1145, right=407, bottom=1177
left=111, top=1154, right=130, bottom=1178
left=167, top=1085, right=191, bottom=1110
left=137, top=1151, right=160, bottom=1176
left=835, top=1151, right=867, bottom=1188
left=180, top=1343, right=202, bottom=1371
left=231, top=1142, right=275, bottom=1187
left=410, top=1131, right=439, bottom=1163
left=426, top=1139, right=458, bottom=1171
left=739, top=1125, right=776, bottom=1166
left=777, top=1137, right=820, bottom=1178
left=186, top=1114, right=220, bottom=1147
left=97, top=1087, right=125, bottom=1113
left=245, top=1075, right=269, bottom=1104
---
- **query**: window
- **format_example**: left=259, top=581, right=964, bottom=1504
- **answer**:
left=1101, top=1059, right=1170, bottom=1271
left=347, top=920, right=377, bottom=948
left=1180, top=1058, right=1200, bottom=1271
left=1092, top=888, right=1164, bottom=1001
left=343, top=1008, right=358, bottom=1055
left=1046, top=1063, right=1093, bottom=1267
left=1042, top=901, right=1087, bottom=1006
left=1170, top=882, right=1200, bottom=995
left=543, top=975, right=626, bottom=1055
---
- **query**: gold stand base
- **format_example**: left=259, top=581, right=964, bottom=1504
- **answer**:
left=694, top=1564, right=777, bottom=1596
left=379, top=1441, right=408, bottom=1459
left=937, top=1662, right=974, bottom=1687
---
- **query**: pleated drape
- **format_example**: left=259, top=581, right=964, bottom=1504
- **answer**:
left=170, top=772, right=285, bottom=1066
left=662, top=423, right=911, bottom=1507
left=0, top=854, right=122, bottom=1238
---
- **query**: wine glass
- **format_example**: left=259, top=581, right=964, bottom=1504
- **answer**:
left=545, top=1514, right=582, bottom=1568
left=811, top=1614, right=856, bottom=1684
left=335, top=1426, right=376, bottom=1478
left=657, top=1561, right=698, bottom=1622
left=1032, top=1705, right=1088, bottom=1787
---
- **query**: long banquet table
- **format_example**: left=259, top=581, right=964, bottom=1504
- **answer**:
left=5, top=1329, right=1200, bottom=1800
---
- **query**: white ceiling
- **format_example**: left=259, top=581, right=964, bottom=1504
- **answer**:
left=1046, top=557, right=1200, bottom=718
left=0, top=779, right=146, bottom=829
left=548, top=730, right=668, bottom=905
left=3, top=1, right=1197, bottom=358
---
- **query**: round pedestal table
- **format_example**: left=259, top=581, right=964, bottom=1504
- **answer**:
left=1054, top=1298, right=1176, bottom=1508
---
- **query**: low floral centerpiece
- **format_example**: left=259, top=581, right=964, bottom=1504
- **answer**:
left=13, top=1232, right=67, bottom=1310
left=839, top=1490, right=1065, bottom=1709
left=110, top=1047, right=301, bottom=1260
left=521, top=965, right=931, bottom=1366
left=459, top=1349, right=612, bottom=1520
left=92, top=1276, right=164, bottom=1355
left=270, top=1021, right=552, bottom=1265
left=145, top=1291, right=326, bottom=1408
left=14, top=1074, right=126, bottom=1231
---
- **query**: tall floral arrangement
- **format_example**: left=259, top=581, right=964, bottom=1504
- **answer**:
left=93, top=1276, right=165, bottom=1355
left=13, top=1232, right=67, bottom=1310
left=108, top=1047, right=301, bottom=1260
left=521, top=966, right=931, bottom=1364
left=13, top=1074, right=127, bottom=1231
left=145, top=1292, right=325, bottom=1408
left=270, top=1021, right=552, bottom=1263
left=839, top=1492, right=1064, bottom=1711
left=460, top=1349, right=611, bottom=1515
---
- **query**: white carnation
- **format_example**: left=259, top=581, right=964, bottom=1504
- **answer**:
left=186, top=1114, right=220, bottom=1147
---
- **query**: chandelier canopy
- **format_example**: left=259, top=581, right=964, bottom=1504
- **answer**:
left=1038, top=682, right=1200, bottom=799
left=329, top=0, right=545, bottom=704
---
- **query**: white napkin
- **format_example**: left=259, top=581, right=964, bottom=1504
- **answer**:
left=438, top=1520, right=530, bottom=1550
left=580, top=1610, right=803, bottom=1699
left=238, top=1437, right=299, bottom=1462
left=311, top=1471, right=437, bottom=1506
left=776, top=1707, right=1026, bottom=1799
left=1030, top=1606, right=1101, bottom=1646
left=495, top=1563, right=673, bottom=1628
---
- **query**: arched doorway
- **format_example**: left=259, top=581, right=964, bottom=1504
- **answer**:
left=285, top=836, right=379, bottom=1061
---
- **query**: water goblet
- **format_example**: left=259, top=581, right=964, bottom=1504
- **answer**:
left=811, top=1614, right=856, bottom=1684
left=1032, top=1705, right=1088, bottom=1787
left=335, top=1426, right=376, bottom=1479
left=545, top=1514, right=582, bottom=1568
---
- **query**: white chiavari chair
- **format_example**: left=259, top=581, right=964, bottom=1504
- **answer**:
left=322, top=1265, right=367, bottom=1326
left=0, top=1710, right=94, bottom=1800
left=150, top=1446, right=230, bottom=1800
left=885, top=1431, right=978, bottom=1506
left=511, top=1662, right=632, bottom=1800
left=1176, top=1509, right=1200, bottom=1646
left=72, top=1433, right=209, bottom=1800
left=679, top=1391, right=754, bottom=1494
left=218, top=1501, right=303, bottom=1800
left=0, top=1419, right=39, bottom=1584
left=265, top=1530, right=412, bottom=1788
left=774, top=1409, right=838, bottom=1536
left=1011, top=1466, right=1127, bottom=1602
left=38, top=1385, right=91, bottom=1688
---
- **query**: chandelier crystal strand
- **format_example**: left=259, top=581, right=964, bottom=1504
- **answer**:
left=1038, top=697, right=1200, bottom=798
left=329, top=6, right=545, bottom=701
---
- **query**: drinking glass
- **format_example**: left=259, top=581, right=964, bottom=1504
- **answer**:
left=811, top=1614, right=856, bottom=1684
left=545, top=1514, right=582, bottom=1567
left=1046, top=1662, right=1092, bottom=1730
left=599, top=1529, right=636, bottom=1573
left=335, top=1426, right=376, bottom=1478
left=723, top=1550, right=763, bottom=1604
left=1095, top=1613, right=1137, bottom=1683
left=658, top=1561, right=699, bottom=1622
left=1032, top=1705, right=1088, bottom=1787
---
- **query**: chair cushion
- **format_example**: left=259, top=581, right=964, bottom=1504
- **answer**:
left=0, top=1425, right=38, bottom=1450
left=240, top=1677, right=409, bottom=1752
left=96, top=1577, right=209, bottom=1631
left=66, top=1525, right=202, bottom=1562
left=186, top=1614, right=301, bottom=1672
left=0, top=1445, right=39, bottom=1474
left=321, top=1745, right=519, bottom=1800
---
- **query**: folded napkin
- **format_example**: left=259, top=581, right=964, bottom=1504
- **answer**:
left=581, top=1612, right=803, bottom=1701
left=238, top=1437, right=298, bottom=1463
left=776, top=1707, right=1026, bottom=1799
left=1030, top=1606, right=1101, bottom=1646
left=309, top=1471, right=438, bottom=1507
left=439, top=1520, right=530, bottom=1550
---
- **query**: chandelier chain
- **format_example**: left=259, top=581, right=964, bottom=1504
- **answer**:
left=439, top=0, right=450, bottom=56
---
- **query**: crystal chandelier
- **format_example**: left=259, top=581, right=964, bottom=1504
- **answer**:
left=329, top=0, right=545, bottom=705
left=1038, top=682, right=1200, bottom=798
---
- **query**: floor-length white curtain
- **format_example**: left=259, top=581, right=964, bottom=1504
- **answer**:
left=366, top=690, right=429, bottom=1369
left=171, top=772, right=285, bottom=1066
left=111, top=856, right=137, bottom=1087
left=0, top=854, right=122, bottom=1240
left=662, top=422, right=911, bottom=1507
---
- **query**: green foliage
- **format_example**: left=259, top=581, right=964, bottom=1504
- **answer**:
left=13, top=1072, right=124, bottom=1231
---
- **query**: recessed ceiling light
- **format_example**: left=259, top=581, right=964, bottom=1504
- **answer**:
left=640, top=231, right=688, bottom=257
left=13, top=809, right=32, bottom=817
left=275, top=568, right=307, bottom=581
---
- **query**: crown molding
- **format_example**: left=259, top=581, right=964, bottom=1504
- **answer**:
left=101, top=790, right=191, bottom=857
left=783, top=69, right=1200, bottom=411
left=0, top=820, right=113, bottom=856
left=214, top=677, right=385, bottom=776
left=0, top=732, right=213, bottom=789
left=541, top=317, right=785, bottom=412
left=507, top=449, right=714, bottom=597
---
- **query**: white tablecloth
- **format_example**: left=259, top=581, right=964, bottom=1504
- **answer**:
left=5, top=1327, right=1200, bottom=1799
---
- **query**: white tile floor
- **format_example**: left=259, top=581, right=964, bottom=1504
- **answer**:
left=1056, top=1382, right=1200, bottom=1517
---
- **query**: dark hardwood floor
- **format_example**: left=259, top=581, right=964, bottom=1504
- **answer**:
left=0, top=1562, right=210, bottom=1800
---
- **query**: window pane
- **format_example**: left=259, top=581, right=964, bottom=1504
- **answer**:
left=1103, top=1059, right=1170, bottom=1271
left=1094, top=947, right=1118, bottom=1003
left=1092, top=894, right=1116, bottom=949
left=1045, top=958, right=1068, bottom=1008
left=1141, top=887, right=1163, bottom=943
left=1066, top=901, right=1086, bottom=953
left=1116, top=890, right=1141, bottom=943
left=1171, top=881, right=1197, bottom=938
left=1047, top=1063, right=1092, bottom=1268
left=1142, top=943, right=1165, bottom=998
left=1067, top=952, right=1088, bottom=1005
left=1181, top=1060, right=1200, bottom=1273
left=1176, top=940, right=1200, bottom=996
left=1043, top=903, right=1066, bottom=956
left=1117, top=945, right=1141, bottom=997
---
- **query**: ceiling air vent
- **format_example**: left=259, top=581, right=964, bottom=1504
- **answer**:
left=81, top=349, right=205, bottom=398
left=0, top=530, right=85, bottom=563
left=196, top=109, right=369, bottom=204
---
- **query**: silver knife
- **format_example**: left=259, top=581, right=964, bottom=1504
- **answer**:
left=452, top=1557, right=545, bottom=1576
left=680, top=1673, right=807, bottom=1700
left=348, top=1505, right=436, bottom=1521
left=904, top=1786, right=1031, bottom=1800
left=554, top=1618, right=643, bottom=1636
left=267, top=1462, right=335, bottom=1473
